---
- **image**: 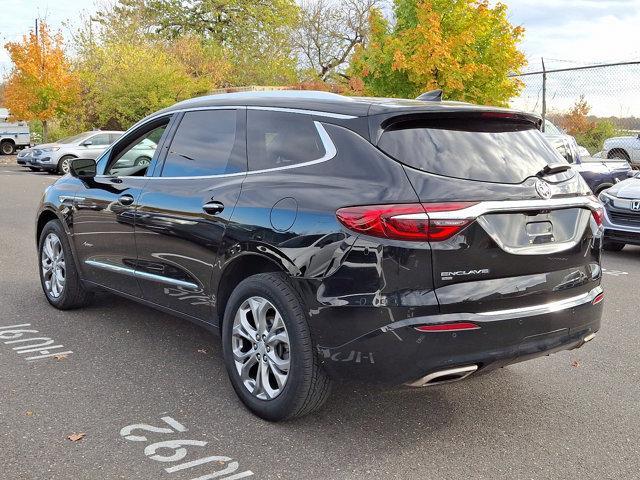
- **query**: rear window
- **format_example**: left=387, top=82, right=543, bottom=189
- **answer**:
left=247, top=110, right=325, bottom=171
left=378, top=117, right=565, bottom=184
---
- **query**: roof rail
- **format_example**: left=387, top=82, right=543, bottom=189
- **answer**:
left=416, top=89, right=443, bottom=102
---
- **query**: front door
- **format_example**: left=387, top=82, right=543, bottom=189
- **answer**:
left=134, top=108, right=246, bottom=321
left=72, top=118, right=173, bottom=296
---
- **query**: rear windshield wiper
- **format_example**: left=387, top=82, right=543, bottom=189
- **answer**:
left=536, top=164, right=571, bottom=177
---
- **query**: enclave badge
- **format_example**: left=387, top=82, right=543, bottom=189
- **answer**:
left=535, top=179, right=552, bottom=200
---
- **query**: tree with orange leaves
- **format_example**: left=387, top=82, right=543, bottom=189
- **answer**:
left=3, top=22, right=79, bottom=142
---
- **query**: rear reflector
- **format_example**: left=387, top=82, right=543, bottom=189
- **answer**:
left=336, top=202, right=477, bottom=241
left=415, top=322, right=480, bottom=332
left=592, top=292, right=604, bottom=305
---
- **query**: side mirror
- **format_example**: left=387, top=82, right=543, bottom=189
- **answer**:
left=81, top=140, right=93, bottom=146
left=70, top=158, right=97, bottom=178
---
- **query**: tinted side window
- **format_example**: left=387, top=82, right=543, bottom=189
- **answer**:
left=247, top=110, right=325, bottom=171
left=162, top=109, right=239, bottom=177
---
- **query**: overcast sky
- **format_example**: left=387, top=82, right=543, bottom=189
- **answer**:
left=1, top=0, right=639, bottom=115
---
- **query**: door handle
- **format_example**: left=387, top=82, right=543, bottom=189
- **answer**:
left=202, top=201, right=224, bottom=215
left=118, top=194, right=135, bottom=206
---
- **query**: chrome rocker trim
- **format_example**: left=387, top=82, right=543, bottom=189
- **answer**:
left=84, top=260, right=199, bottom=291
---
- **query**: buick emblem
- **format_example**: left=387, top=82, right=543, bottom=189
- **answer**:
left=535, top=179, right=552, bottom=200
left=632, top=200, right=640, bottom=211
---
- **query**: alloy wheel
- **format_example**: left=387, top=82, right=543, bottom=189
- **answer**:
left=41, top=232, right=65, bottom=298
left=60, top=158, right=71, bottom=174
left=231, top=296, right=291, bottom=400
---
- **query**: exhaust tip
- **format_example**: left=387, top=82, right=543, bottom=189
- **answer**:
left=406, top=365, right=478, bottom=387
left=583, top=332, right=596, bottom=343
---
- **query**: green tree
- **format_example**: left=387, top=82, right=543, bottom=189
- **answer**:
left=95, top=0, right=300, bottom=86
left=349, top=0, right=527, bottom=105
left=575, top=120, right=619, bottom=155
left=77, top=41, right=218, bottom=129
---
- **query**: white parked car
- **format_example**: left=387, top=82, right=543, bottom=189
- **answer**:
left=603, top=134, right=640, bottom=167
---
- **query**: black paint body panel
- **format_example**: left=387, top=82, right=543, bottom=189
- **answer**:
left=36, top=93, right=603, bottom=386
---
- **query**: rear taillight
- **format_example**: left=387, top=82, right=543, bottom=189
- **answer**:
left=336, top=202, right=477, bottom=241
left=592, top=206, right=604, bottom=227
left=588, top=195, right=604, bottom=227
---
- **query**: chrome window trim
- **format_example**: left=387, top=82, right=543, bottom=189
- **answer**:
left=248, top=106, right=356, bottom=119
left=101, top=120, right=337, bottom=180
left=84, top=259, right=199, bottom=291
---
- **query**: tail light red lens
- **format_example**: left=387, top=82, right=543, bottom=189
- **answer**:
left=592, top=206, right=604, bottom=227
left=336, top=202, right=477, bottom=241
left=588, top=195, right=604, bottom=227
left=592, top=292, right=604, bottom=305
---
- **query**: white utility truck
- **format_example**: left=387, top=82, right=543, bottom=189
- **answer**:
left=0, top=108, right=31, bottom=155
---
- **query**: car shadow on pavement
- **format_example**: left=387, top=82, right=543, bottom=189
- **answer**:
left=62, top=291, right=551, bottom=449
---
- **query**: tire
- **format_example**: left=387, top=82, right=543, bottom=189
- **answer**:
left=608, top=149, right=630, bottom=161
left=594, top=184, right=613, bottom=196
left=38, top=220, right=92, bottom=309
left=222, top=272, right=332, bottom=421
left=1, top=140, right=15, bottom=155
left=603, top=241, right=625, bottom=252
left=57, top=155, right=76, bottom=175
left=134, top=156, right=151, bottom=166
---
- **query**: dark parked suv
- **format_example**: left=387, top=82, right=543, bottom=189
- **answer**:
left=36, top=91, right=604, bottom=420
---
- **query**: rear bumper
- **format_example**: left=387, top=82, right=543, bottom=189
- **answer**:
left=315, top=286, right=603, bottom=385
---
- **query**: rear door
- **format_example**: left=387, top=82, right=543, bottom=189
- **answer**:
left=134, top=108, right=246, bottom=321
left=375, top=112, right=602, bottom=314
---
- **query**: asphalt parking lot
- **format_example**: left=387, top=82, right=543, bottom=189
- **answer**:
left=1, top=159, right=639, bottom=480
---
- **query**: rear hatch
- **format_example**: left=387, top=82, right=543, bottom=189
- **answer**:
left=373, top=111, right=603, bottom=314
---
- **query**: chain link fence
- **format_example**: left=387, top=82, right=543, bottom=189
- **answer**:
left=510, top=61, right=640, bottom=164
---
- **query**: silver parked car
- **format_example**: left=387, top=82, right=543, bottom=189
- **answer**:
left=27, top=131, right=124, bottom=174
left=603, top=134, right=640, bottom=167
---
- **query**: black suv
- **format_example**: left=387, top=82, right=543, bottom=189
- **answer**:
left=36, top=91, right=604, bottom=421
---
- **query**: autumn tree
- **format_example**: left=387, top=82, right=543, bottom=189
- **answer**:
left=293, top=0, right=380, bottom=82
left=3, top=22, right=78, bottom=141
left=349, top=0, right=527, bottom=105
left=557, top=96, right=619, bottom=154
left=559, top=95, right=593, bottom=137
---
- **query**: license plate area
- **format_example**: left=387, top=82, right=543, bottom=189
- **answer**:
left=526, top=221, right=554, bottom=244
left=478, top=208, right=590, bottom=253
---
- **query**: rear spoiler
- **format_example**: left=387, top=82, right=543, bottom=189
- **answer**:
left=370, top=110, right=544, bottom=145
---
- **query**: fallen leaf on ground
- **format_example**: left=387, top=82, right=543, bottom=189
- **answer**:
left=197, top=349, right=207, bottom=354
left=53, top=354, right=68, bottom=360
left=571, top=360, right=580, bottom=368
left=25, top=411, right=33, bottom=416
left=67, top=433, right=86, bottom=442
